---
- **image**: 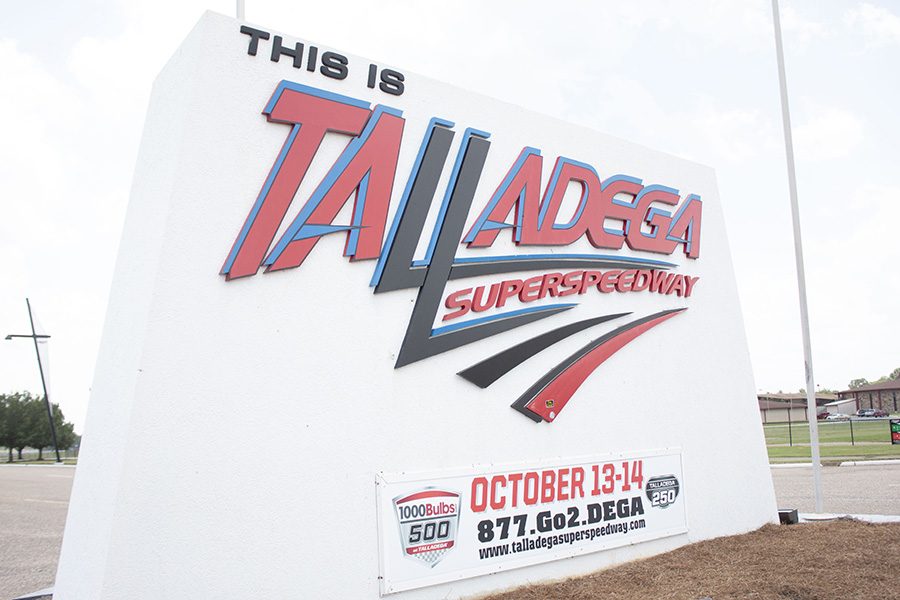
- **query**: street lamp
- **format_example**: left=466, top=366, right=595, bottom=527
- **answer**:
left=5, top=298, right=62, bottom=463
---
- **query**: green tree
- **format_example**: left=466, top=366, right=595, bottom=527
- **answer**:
left=25, top=398, right=49, bottom=459
left=848, top=378, right=869, bottom=389
left=0, top=392, right=78, bottom=461
left=56, top=421, right=76, bottom=452
left=0, top=392, right=33, bottom=462
left=14, top=396, right=42, bottom=460
left=25, top=397, right=74, bottom=460
left=891, top=367, right=900, bottom=381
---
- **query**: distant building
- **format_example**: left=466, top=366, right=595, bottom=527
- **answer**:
left=838, top=379, right=900, bottom=413
left=823, top=397, right=857, bottom=416
left=757, top=392, right=836, bottom=423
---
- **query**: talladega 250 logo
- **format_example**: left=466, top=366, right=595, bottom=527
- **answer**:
left=646, top=475, right=680, bottom=509
left=393, top=489, right=461, bottom=567
left=222, top=80, right=703, bottom=423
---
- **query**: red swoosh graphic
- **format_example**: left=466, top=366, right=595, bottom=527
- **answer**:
left=522, top=310, right=684, bottom=422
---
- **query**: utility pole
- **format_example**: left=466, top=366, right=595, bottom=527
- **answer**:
left=5, top=298, right=62, bottom=463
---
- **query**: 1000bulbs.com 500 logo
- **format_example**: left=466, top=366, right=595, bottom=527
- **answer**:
left=393, top=489, right=461, bottom=567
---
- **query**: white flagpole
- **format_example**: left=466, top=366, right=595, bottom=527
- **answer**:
left=236, top=0, right=245, bottom=20
left=771, top=0, right=824, bottom=513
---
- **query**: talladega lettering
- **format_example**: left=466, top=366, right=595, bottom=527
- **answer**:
left=222, top=81, right=701, bottom=281
left=221, top=80, right=703, bottom=423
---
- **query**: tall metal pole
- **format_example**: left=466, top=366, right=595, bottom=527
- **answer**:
left=26, top=298, right=62, bottom=463
left=236, top=0, right=245, bottom=20
left=771, top=0, right=823, bottom=512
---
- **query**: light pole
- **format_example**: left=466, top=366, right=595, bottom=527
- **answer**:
left=5, top=298, right=62, bottom=463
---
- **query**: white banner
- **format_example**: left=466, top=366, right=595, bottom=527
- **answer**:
left=30, top=305, right=52, bottom=399
left=377, top=449, right=686, bottom=594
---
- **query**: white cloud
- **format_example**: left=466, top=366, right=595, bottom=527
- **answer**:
left=574, top=76, right=781, bottom=166
left=846, top=2, right=900, bottom=47
left=781, top=4, right=830, bottom=48
left=688, top=103, right=781, bottom=163
left=633, top=0, right=772, bottom=50
left=793, top=103, right=864, bottom=161
left=806, top=183, right=900, bottom=388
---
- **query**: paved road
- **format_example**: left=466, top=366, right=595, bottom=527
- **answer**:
left=0, top=463, right=898, bottom=599
left=771, top=463, right=900, bottom=514
left=0, top=466, right=74, bottom=600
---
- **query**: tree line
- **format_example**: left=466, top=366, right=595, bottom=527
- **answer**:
left=0, top=391, right=78, bottom=461
left=848, top=367, right=900, bottom=390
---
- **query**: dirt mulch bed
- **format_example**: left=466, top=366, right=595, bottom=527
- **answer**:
left=482, top=520, right=900, bottom=600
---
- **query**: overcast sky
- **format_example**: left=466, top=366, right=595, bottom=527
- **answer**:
left=2, top=0, right=898, bottom=431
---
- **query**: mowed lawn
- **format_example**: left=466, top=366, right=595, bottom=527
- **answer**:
left=768, top=444, right=900, bottom=461
left=764, top=419, right=894, bottom=444
left=763, top=419, right=900, bottom=462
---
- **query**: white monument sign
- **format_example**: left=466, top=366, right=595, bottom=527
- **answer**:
left=55, top=11, right=776, bottom=600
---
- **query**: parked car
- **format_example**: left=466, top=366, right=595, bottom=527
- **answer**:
left=873, top=409, right=889, bottom=418
left=857, top=409, right=877, bottom=418
left=816, top=411, right=830, bottom=420
left=826, top=413, right=851, bottom=421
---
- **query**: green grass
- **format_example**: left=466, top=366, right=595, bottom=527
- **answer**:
left=764, top=420, right=894, bottom=445
left=768, top=443, right=900, bottom=462
left=764, top=419, right=900, bottom=463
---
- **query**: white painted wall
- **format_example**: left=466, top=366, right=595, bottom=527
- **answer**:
left=55, top=11, right=776, bottom=599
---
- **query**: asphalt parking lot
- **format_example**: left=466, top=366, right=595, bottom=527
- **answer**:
left=0, top=463, right=898, bottom=599
left=0, top=466, right=73, bottom=600
left=771, top=463, right=900, bottom=515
